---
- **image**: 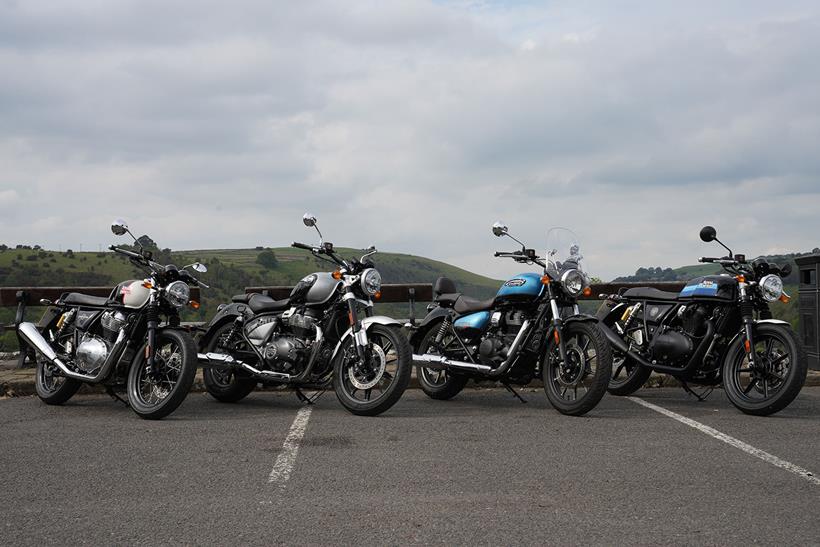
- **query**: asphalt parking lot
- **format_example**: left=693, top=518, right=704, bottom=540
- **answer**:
left=1, top=386, right=818, bottom=546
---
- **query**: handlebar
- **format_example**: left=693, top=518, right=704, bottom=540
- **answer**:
left=699, top=256, right=742, bottom=265
left=109, top=245, right=143, bottom=260
left=291, top=241, right=314, bottom=251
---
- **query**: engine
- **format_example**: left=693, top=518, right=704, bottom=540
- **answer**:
left=245, top=309, right=319, bottom=373
left=74, top=310, right=128, bottom=372
left=478, top=310, right=526, bottom=366
left=645, top=304, right=712, bottom=366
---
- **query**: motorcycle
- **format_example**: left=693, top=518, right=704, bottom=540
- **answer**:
left=598, top=225, right=807, bottom=416
left=197, top=213, right=412, bottom=416
left=16, top=220, right=205, bottom=419
left=411, top=223, right=613, bottom=416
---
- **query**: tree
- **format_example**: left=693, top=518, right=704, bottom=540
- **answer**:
left=256, top=250, right=279, bottom=269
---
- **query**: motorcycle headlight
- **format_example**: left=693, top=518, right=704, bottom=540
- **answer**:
left=165, top=280, right=191, bottom=307
left=360, top=268, right=382, bottom=296
left=759, top=274, right=783, bottom=302
left=560, top=269, right=586, bottom=297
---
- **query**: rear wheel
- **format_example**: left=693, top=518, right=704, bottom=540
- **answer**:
left=415, top=323, right=468, bottom=400
left=723, top=323, right=807, bottom=416
left=333, top=324, right=412, bottom=416
left=127, top=329, right=197, bottom=420
left=543, top=321, right=612, bottom=416
left=34, top=326, right=82, bottom=405
left=202, top=323, right=257, bottom=403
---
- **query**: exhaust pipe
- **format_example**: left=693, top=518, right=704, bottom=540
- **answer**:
left=197, top=352, right=292, bottom=382
left=412, top=353, right=492, bottom=373
left=17, top=322, right=114, bottom=382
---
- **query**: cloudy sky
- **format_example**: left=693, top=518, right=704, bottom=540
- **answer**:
left=1, top=0, right=818, bottom=280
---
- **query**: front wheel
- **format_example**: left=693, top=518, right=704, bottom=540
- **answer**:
left=333, top=324, right=412, bottom=416
left=127, top=329, right=197, bottom=420
left=542, top=321, right=612, bottom=416
left=722, top=323, right=807, bottom=416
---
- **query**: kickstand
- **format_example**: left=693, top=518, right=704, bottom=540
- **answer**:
left=294, top=388, right=326, bottom=405
left=502, top=382, right=527, bottom=404
left=680, top=381, right=714, bottom=402
left=105, top=387, right=130, bottom=407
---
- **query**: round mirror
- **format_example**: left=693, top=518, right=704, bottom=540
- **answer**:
left=111, top=219, right=129, bottom=236
left=492, top=221, right=508, bottom=237
left=192, top=262, right=208, bottom=273
left=699, top=226, right=717, bottom=242
left=303, top=213, right=317, bottom=227
left=780, top=263, right=793, bottom=277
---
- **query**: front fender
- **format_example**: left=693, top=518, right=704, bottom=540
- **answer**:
left=563, top=313, right=601, bottom=325
left=330, top=316, right=405, bottom=362
left=724, top=318, right=792, bottom=350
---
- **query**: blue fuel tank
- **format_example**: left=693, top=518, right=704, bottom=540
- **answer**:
left=495, top=272, right=544, bottom=304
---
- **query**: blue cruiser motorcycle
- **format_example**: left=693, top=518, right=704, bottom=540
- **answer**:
left=411, top=223, right=612, bottom=416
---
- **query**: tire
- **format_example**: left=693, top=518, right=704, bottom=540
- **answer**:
left=333, top=324, right=412, bottom=416
left=542, top=321, right=612, bottom=416
left=202, top=323, right=257, bottom=403
left=722, top=323, right=808, bottom=416
left=415, top=322, right=468, bottom=400
left=35, top=358, right=82, bottom=405
left=126, top=329, right=197, bottom=420
left=601, top=311, right=651, bottom=396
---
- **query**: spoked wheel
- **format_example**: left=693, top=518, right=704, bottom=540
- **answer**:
left=202, top=323, right=257, bottom=403
left=127, top=330, right=197, bottom=420
left=608, top=350, right=652, bottom=396
left=415, top=324, right=468, bottom=400
left=333, top=324, right=412, bottom=416
left=723, top=323, right=807, bottom=416
left=34, top=327, right=81, bottom=405
left=543, top=321, right=612, bottom=416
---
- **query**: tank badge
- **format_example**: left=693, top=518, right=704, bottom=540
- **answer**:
left=504, top=279, right=526, bottom=287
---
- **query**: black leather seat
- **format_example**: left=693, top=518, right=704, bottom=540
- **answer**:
left=453, top=295, right=496, bottom=314
left=61, top=292, right=110, bottom=307
left=246, top=293, right=291, bottom=313
left=433, top=277, right=495, bottom=313
left=622, top=287, right=681, bottom=301
left=232, top=294, right=252, bottom=303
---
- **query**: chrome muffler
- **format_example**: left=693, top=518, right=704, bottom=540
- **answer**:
left=197, top=352, right=292, bottom=382
left=412, top=353, right=493, bottom=373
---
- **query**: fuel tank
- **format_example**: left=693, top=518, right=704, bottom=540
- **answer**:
left=495, top=272, right=544, bottom=304
left=678, top=275, right=738, bottom=302
left=290, top=272, right=342, bottom=306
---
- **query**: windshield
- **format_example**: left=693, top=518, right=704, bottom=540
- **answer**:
left=546, top=227, right=584, bottom=276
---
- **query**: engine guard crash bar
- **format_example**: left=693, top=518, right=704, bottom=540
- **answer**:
left=412, top=320, right=531, bottom=377
left=597, top=320, right=716, bottom=377
left=197, top=326, right=324, bottom=384
left=17, top=321, right=128, bottom=383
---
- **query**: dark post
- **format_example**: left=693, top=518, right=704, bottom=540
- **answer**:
left=408, top=287, right=416, bottom=326
left=14, top=290, right=34, bottom=369
left=795, top=254, right=820, bottom=370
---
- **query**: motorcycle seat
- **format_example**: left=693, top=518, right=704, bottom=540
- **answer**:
left=622, top=287, right=680, bottom=301
left=453, top=295, right=496, bottom=314
left=246, top=293, right=291, bottom=313
left=60, top=292, right=110, bottom=307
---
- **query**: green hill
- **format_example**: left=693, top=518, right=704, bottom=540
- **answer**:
left=0, top=245, right=501, bottom=350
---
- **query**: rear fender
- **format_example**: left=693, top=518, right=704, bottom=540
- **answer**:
left=199, top=303, right=253, bottom=350
left=408, top=306, right=452, bottom=349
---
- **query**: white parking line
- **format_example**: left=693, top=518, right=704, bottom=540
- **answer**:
left=268, top=406, right=312, bottom=487
left=628, top=396, right=820, bottom=486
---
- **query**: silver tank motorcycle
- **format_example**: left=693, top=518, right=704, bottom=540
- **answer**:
left=16, top=220, right=206, bottom=420
left=198, top=214, right=412, bottom=416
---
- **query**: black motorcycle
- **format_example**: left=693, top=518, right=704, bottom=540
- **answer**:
left=411, top=224, right=612, bottom=416
left=197, top=213, right=412, bottom=416
left=599, top=226, right=807, bottom=416
left=16, top=220, right=206, bottom=419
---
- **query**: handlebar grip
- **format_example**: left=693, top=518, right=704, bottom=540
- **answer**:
left=291, top=242, right=314, bottom=251
left=699, top=257, right=715, bottom=263
left=494, top=252, right=503, bottom=257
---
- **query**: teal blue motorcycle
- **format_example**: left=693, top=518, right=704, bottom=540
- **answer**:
left=411, top=224, right=612, bottom=416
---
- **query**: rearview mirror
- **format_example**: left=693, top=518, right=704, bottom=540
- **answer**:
left=492, top=222, right=508, bottom=237
left=111, top=219, right=129, bottom=236
left=191, top=262, right=208, bottom=273
left=699, top=226, right=717, bottom=243
left=780, top=263, right=793, bottom=277
left=303, top=213, right=317, bottom=227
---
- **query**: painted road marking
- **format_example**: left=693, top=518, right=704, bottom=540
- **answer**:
left=629, top=396, right=820, bottom=487
left=268, top=406, right=312, bottom=487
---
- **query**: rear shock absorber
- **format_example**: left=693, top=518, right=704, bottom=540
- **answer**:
left=620, top=303, right=641, bottom=332
left=434, top=315, right=453, bottom=345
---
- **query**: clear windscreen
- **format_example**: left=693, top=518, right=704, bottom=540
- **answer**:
left=546, top=227, right=584, bottom=276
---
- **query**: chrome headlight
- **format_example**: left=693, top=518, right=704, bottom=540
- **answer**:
left=165, top=280, right=190, bottom=307
left=759, top=274, right=783, bottom=302
left=360, top=268, right=382, bottom=296
left=560, top=269, right=586, bottom=297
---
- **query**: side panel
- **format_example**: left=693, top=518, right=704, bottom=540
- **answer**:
left=453, top=311, right=490, bottom=335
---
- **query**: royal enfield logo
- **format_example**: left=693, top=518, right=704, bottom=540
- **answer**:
left=504, top=279, right=526, bottom=287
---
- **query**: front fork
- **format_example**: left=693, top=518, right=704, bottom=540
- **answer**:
left=145, top=294, right=160, bottom=376
left=738, top=280, right=756, bottom=367
left=547, top=284, right=570, bottom=365
left=343, top=290, right=368, bottom=361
